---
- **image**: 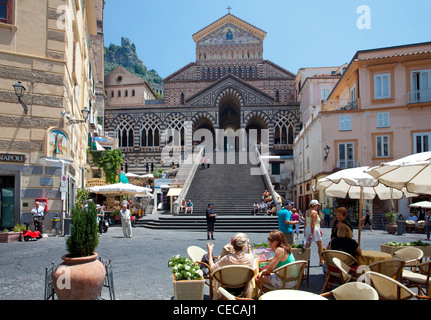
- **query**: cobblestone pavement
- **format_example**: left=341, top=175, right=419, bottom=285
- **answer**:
left=0, top=222, right=427, bottom=300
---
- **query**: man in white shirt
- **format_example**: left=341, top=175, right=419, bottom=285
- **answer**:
left=120, top=204, right=132, bottom=238
left=31, top=201, right=45, bottom=234
left=407, top=213, right=418, bottom=224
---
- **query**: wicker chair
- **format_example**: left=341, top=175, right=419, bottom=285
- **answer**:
left=259, top=260, right=307, bottom=295
left=217, top=287, right=253, bottom=301
left=187, top=246, right=217, bottom=299
left=392, top=247, right=423, bottom=268
left=321, top=250, right=358, bottom=293
left=321, top=282, right=379, bottom=300
left=402, top=260, right=431, bottom=297
left=365, top=271, right=430, bottom=300
left=365, top=259, right=406, bottom=281
left=417, top=220, right=427, bottom=234
left=211, top=265, right=255, bottom=299
left=332, top=257, right=359, bottom=284
left=406, top=220, right=417, bottom=233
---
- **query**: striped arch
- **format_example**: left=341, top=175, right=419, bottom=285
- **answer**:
left=271, top=111, right=300, bottom=145
left=214, top=87, right=245, bottom=107
left=190, top=111, right=216, bottom=127
left=244, top=110, right=270, bottom=128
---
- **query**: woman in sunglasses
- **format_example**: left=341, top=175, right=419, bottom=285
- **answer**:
left=255, top=230, right=296, bottom=289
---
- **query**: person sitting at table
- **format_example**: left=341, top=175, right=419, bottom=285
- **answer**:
left=207, top=233, right=256, bottom=300
left=407, top=212, right=418, bottom=224
left=255, top=230, right=297, bottom=290
left=331, top=207, right=353, bottom=239
left=327, top=222, right=362, bottom=258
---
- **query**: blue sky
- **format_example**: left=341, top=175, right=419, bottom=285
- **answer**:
left=103, top=0, right=431, bottom=79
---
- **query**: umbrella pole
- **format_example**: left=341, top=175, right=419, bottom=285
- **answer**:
left=358, top=187, right=363, bottom=247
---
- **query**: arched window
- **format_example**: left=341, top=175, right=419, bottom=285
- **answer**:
left=125, top=90, right=128, bottom=97
left=118, top=90, right=121, bottom=97
left=166, top=116, right=185, bottom=146
left=140, top=118, right=160, bottom=147
left=274, top=114, right=295, bottom=145
left=117, top=119, right=134, bottom=148
left=132, top=89, right=135, bottom=97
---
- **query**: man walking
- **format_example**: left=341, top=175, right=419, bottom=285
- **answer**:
left=120, top=203, right=132, bottom=238
left=278, top=200, right=299, bottom=245
left=206, top=203, right=217, bottom=240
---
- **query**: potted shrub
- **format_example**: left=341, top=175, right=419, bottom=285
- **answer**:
left=168, top=254, right=205, bottom=300
left=385, top=211, right=398, bottom=234
left=52, top=202, right=106, bottom=300
left=0, top=224, right=26, bottom=243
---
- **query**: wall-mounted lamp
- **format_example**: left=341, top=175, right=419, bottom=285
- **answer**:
left=324, top=145, right=331, bottom=160
left=12, top=81, right=28, bottom=114
left=61, top=108, right=90, bottom=126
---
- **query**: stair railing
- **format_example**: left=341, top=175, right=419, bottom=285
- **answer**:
left=172, top=146, right=204, bottom=215
left=254, top=146, right=282, bottom=213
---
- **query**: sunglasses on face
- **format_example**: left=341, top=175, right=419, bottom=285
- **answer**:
left=267, top=237, right=274, bottom=243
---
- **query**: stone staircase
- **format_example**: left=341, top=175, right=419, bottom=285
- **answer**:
left=137, top=151, right=282, bottom=232
left=182, top=154, right=266, bottom=216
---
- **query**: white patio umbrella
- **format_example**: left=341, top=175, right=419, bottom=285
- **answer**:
left=87, top=183, right=151, bottom=196
left=316, top=166, right=416, bottom=246
left=365, top=151, right=431, bottom=195
left=409, top=201, right=431, bottom=209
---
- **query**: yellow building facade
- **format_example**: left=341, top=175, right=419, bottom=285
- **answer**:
left=0, top=0, right=103, bottom=231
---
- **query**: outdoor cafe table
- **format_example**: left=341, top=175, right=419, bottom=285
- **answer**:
left=356, top=250, right=392, bottom=265
left=259, top=289, right=328, bottom=300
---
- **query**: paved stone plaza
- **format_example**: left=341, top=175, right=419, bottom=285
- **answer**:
left=0, top=221, right=428, bottom=300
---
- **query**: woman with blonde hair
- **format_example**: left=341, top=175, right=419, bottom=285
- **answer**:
left=255, top=230, right=297, bottom=289
left=207, top=233, right=255, bottom=299
left=327, top=222, right=362, bottom=258
left=304, top=200, right=324, bottom=265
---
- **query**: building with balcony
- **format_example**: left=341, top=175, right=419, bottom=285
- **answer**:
left=293, top=41, right=431, bottom=221
left=0, top=0, right=104, bottom=231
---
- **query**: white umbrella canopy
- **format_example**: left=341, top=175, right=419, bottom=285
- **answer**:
left=87, top=183, right=151, bottom=196
left=316, top=167, right=416, bottom=246
left=366, top=151, right=431, bottom=194
left=409, top=201, right=431, bottom=209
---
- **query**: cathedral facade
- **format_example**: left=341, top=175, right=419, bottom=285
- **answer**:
left=104, top=14, right=300, bottom=187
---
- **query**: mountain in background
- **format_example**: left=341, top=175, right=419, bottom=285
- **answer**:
left=104, top=37, right=163, bottom=85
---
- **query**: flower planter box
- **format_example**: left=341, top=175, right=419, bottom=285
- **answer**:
left=380, top=244, right=431, bottom=258
left=173, top=274, right=205, bottom=300
left=0, top=232, right=22, bottom=243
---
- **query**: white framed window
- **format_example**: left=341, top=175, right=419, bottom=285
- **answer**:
left=376, top=135, right=390, bottom=158
left=374, top=73, right=391, bottom=99
left=339, top=115, right=352, bottom=131
left=411, top=70, right=431, bottom=103
left=377, top=112, right=390, bottom=128
left=413, top=132, right=431, bottom=153
left=338, top=143, right=355, bottom=169
left=320, top=87, right=331, bottom=101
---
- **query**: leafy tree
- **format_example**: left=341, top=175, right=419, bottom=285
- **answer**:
left=90, top=149, right=123, bottom=184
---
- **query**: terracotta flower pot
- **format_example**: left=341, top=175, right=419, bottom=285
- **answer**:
left=53, top=253, right=106, bottom=300
left=386, top=223, right=398, bottom=234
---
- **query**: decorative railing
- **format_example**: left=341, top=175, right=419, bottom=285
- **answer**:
left=324, top=99, right=358, bottom=111
left=408, top=89, right=431, bottom=104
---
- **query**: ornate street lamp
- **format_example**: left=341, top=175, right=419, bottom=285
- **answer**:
left=12, top=81, right=28, bottom=114
left=324, top=145, right=331, bottom=160
left=62, top=107, right=90, bottom=126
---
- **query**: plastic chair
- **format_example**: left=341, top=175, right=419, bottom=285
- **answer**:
left=402, top=260, right=431, bottom=297
left=392, top=247, right=423, bottom=268
left=321, top=282, right=379, bottom=300
left=365, top=259, right=406, bottom=281
left=365, top=271, right=430, bottom=300
left=259, top=260, right=307, bottom=294
left=211, top=265, right=255, bottom=298
left=321, top=250, right=358, bottom=293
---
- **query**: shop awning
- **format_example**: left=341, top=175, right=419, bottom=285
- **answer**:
left=167, top=187, right=182, bottom=197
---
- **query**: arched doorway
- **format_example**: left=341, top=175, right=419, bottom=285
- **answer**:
left=193, top=117, right=215, bottom=153
left=218, top=90, right=242, bottom=151
left=246, top=116, right=268, bottom=150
